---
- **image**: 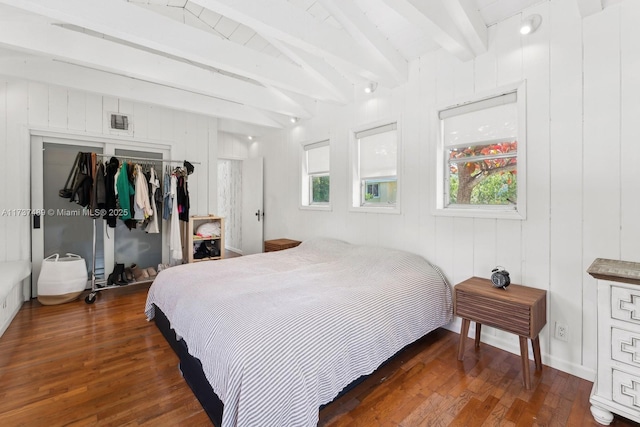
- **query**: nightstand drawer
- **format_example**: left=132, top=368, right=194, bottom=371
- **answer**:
left=613, top=369, right=640, bottom=410
left=456, top=291, right=531, bottom=336
left=612, top=286, right=640, bottom=325
left=612, top=327, right=640, bottom=369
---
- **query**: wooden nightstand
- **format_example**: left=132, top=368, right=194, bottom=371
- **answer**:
left=454, top=277, right=547, bottom=389
left=264, top=239, right=301, bottom=252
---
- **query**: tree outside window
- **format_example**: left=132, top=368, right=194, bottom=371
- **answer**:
left=448, top=141, right=517, bottom=205
left=311, top=175, right=330, bottom=203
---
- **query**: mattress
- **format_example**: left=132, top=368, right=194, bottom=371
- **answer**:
left=145, top=237, right=453, bottom=427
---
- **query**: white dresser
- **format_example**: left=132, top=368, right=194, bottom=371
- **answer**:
left=588, top=258, right=640, bottom=425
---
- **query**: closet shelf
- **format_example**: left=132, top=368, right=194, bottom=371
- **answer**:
left=192, top=235, right=221, bottom=242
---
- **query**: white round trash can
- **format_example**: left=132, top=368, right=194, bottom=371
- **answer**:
left=37, top=253, right=88, bottom=305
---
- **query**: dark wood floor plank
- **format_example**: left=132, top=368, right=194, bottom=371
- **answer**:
left=1, top=284, right=638, bottom=426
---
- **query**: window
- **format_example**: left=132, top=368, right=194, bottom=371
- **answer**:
left=301, top=140, right=330, bottom=207
left=352, top=122, right=399, bottom=210
left=366, top=183, right=379, bottom=198
left=436, top=83, right=526, bottom=219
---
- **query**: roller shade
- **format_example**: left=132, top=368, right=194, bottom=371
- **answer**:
left=305, top=140, right=329, bottom=174
left=358, top=124, right=397, bottom=179
left=441, top=92, right=517, bottom=147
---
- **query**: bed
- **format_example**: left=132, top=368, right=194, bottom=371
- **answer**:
left=145, top=237, right=453, bottom=427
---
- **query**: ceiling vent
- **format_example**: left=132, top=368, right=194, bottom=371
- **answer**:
left=110, top=113, right=129, bottom=131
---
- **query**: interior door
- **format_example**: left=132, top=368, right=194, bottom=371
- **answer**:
left=241, top=157, right=264, bottom=255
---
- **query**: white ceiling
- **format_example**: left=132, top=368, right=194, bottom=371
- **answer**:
left=0, top=0, right=605, bottom=137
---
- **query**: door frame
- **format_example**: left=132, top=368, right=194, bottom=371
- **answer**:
left=30, top=129, right=171, bottom=297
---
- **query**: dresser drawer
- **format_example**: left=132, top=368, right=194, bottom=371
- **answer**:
left=612, top=286, right=640, bottom=325
left=612, top=328, right=640, bottom=369
left=455, top=290, right=531, bottom=337
left=613, top=369, right=640, bottom=410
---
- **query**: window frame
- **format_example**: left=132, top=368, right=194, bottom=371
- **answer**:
left=435, top=81, right=527, bottom=220
left=349, top=119, right=401, bottom=214
left=300, top=139, right=331, bottom=211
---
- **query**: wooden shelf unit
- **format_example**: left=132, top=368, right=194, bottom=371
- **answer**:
left=186, top=215, right=225, bottom=263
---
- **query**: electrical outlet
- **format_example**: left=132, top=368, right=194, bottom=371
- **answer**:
left=555, top=322, right=569, bottom=342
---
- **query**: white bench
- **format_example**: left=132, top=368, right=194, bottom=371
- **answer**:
left=0, top=260, right=31, bottom=338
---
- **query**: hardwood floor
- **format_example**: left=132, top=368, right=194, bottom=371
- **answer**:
left=0, top=284, right=636, bottom=426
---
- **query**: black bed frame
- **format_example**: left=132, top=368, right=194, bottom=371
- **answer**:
left=154, top=304, right=225, bottom=426
left=153, top=304, right=427, bottom=426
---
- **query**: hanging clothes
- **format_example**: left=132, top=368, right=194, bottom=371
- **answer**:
left=70, top=152, right=93, bottom=208
left=163, top=168, right=172, bottom=221
left=169, top=174, right=182, bottom=261
left=133, top=164, right=152, bottom=221
left=177, top=171, right=190, bottom=221
left=116, top=161, right=135, bottom=228
left=90, top=161, right=104, bottom=218
left=104, top=157, right=119, bottom=228
left=146, top=167, right=160, bottom=234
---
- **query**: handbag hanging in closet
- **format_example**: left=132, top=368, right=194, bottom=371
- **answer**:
left=59, top=152, right=81, bottom=198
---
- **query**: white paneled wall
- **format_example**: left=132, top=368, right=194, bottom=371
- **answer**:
left=218, top=131, right=249, bottom=160
left=253, top=0, right=640, bottom=380
left=0, top=79, right=219, bottom=288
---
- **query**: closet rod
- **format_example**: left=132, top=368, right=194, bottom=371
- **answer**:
left=94, top=153, right=201, bottom=165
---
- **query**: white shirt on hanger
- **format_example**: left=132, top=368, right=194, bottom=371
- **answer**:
left=146, top=167, right=160, bottom=234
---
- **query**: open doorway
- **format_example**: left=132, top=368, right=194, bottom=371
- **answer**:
left=217, top=159, right=242, bottom=256
left=217, top=157, right=263, bottom=257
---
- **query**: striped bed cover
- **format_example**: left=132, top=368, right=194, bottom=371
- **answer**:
left=145, top=238, right=453, bottom=427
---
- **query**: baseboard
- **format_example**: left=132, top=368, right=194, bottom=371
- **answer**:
left=225, top=246, right=242, bottom=255
left=443, top=320, right=596, bottom=382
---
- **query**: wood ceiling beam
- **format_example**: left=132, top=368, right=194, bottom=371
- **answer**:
left=380, top=0, right=476, bottom=62
left=442, top=0, right=487, bottom=57
left=266, top=37, right=354, bottom=104
left=0, top=21, right=311, bottom=118
left=0, top=55, right=283, bottom=128
left=318, top=0, right=407, bottom=86
left=0, top=0, right=343, bottom=103
left=187, top=0, right=402, bottom=87
left=576, top=0, right=603, bottom=18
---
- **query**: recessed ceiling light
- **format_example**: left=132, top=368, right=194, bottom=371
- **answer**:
left=247, top=135, right=253, bottom=140
left=290, top=117, right=299, bottom=123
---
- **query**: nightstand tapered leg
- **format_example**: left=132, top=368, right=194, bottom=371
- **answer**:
left=474, top=323, right=481, bottom=348
left=519, top=336, right=531, bottom=389
left=532, top=336, right=542, bottom=370
left=458, top=319, right=470, bottom=360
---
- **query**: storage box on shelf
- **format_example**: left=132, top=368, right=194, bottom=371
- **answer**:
left=187, top=215, right=225, bottom=263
